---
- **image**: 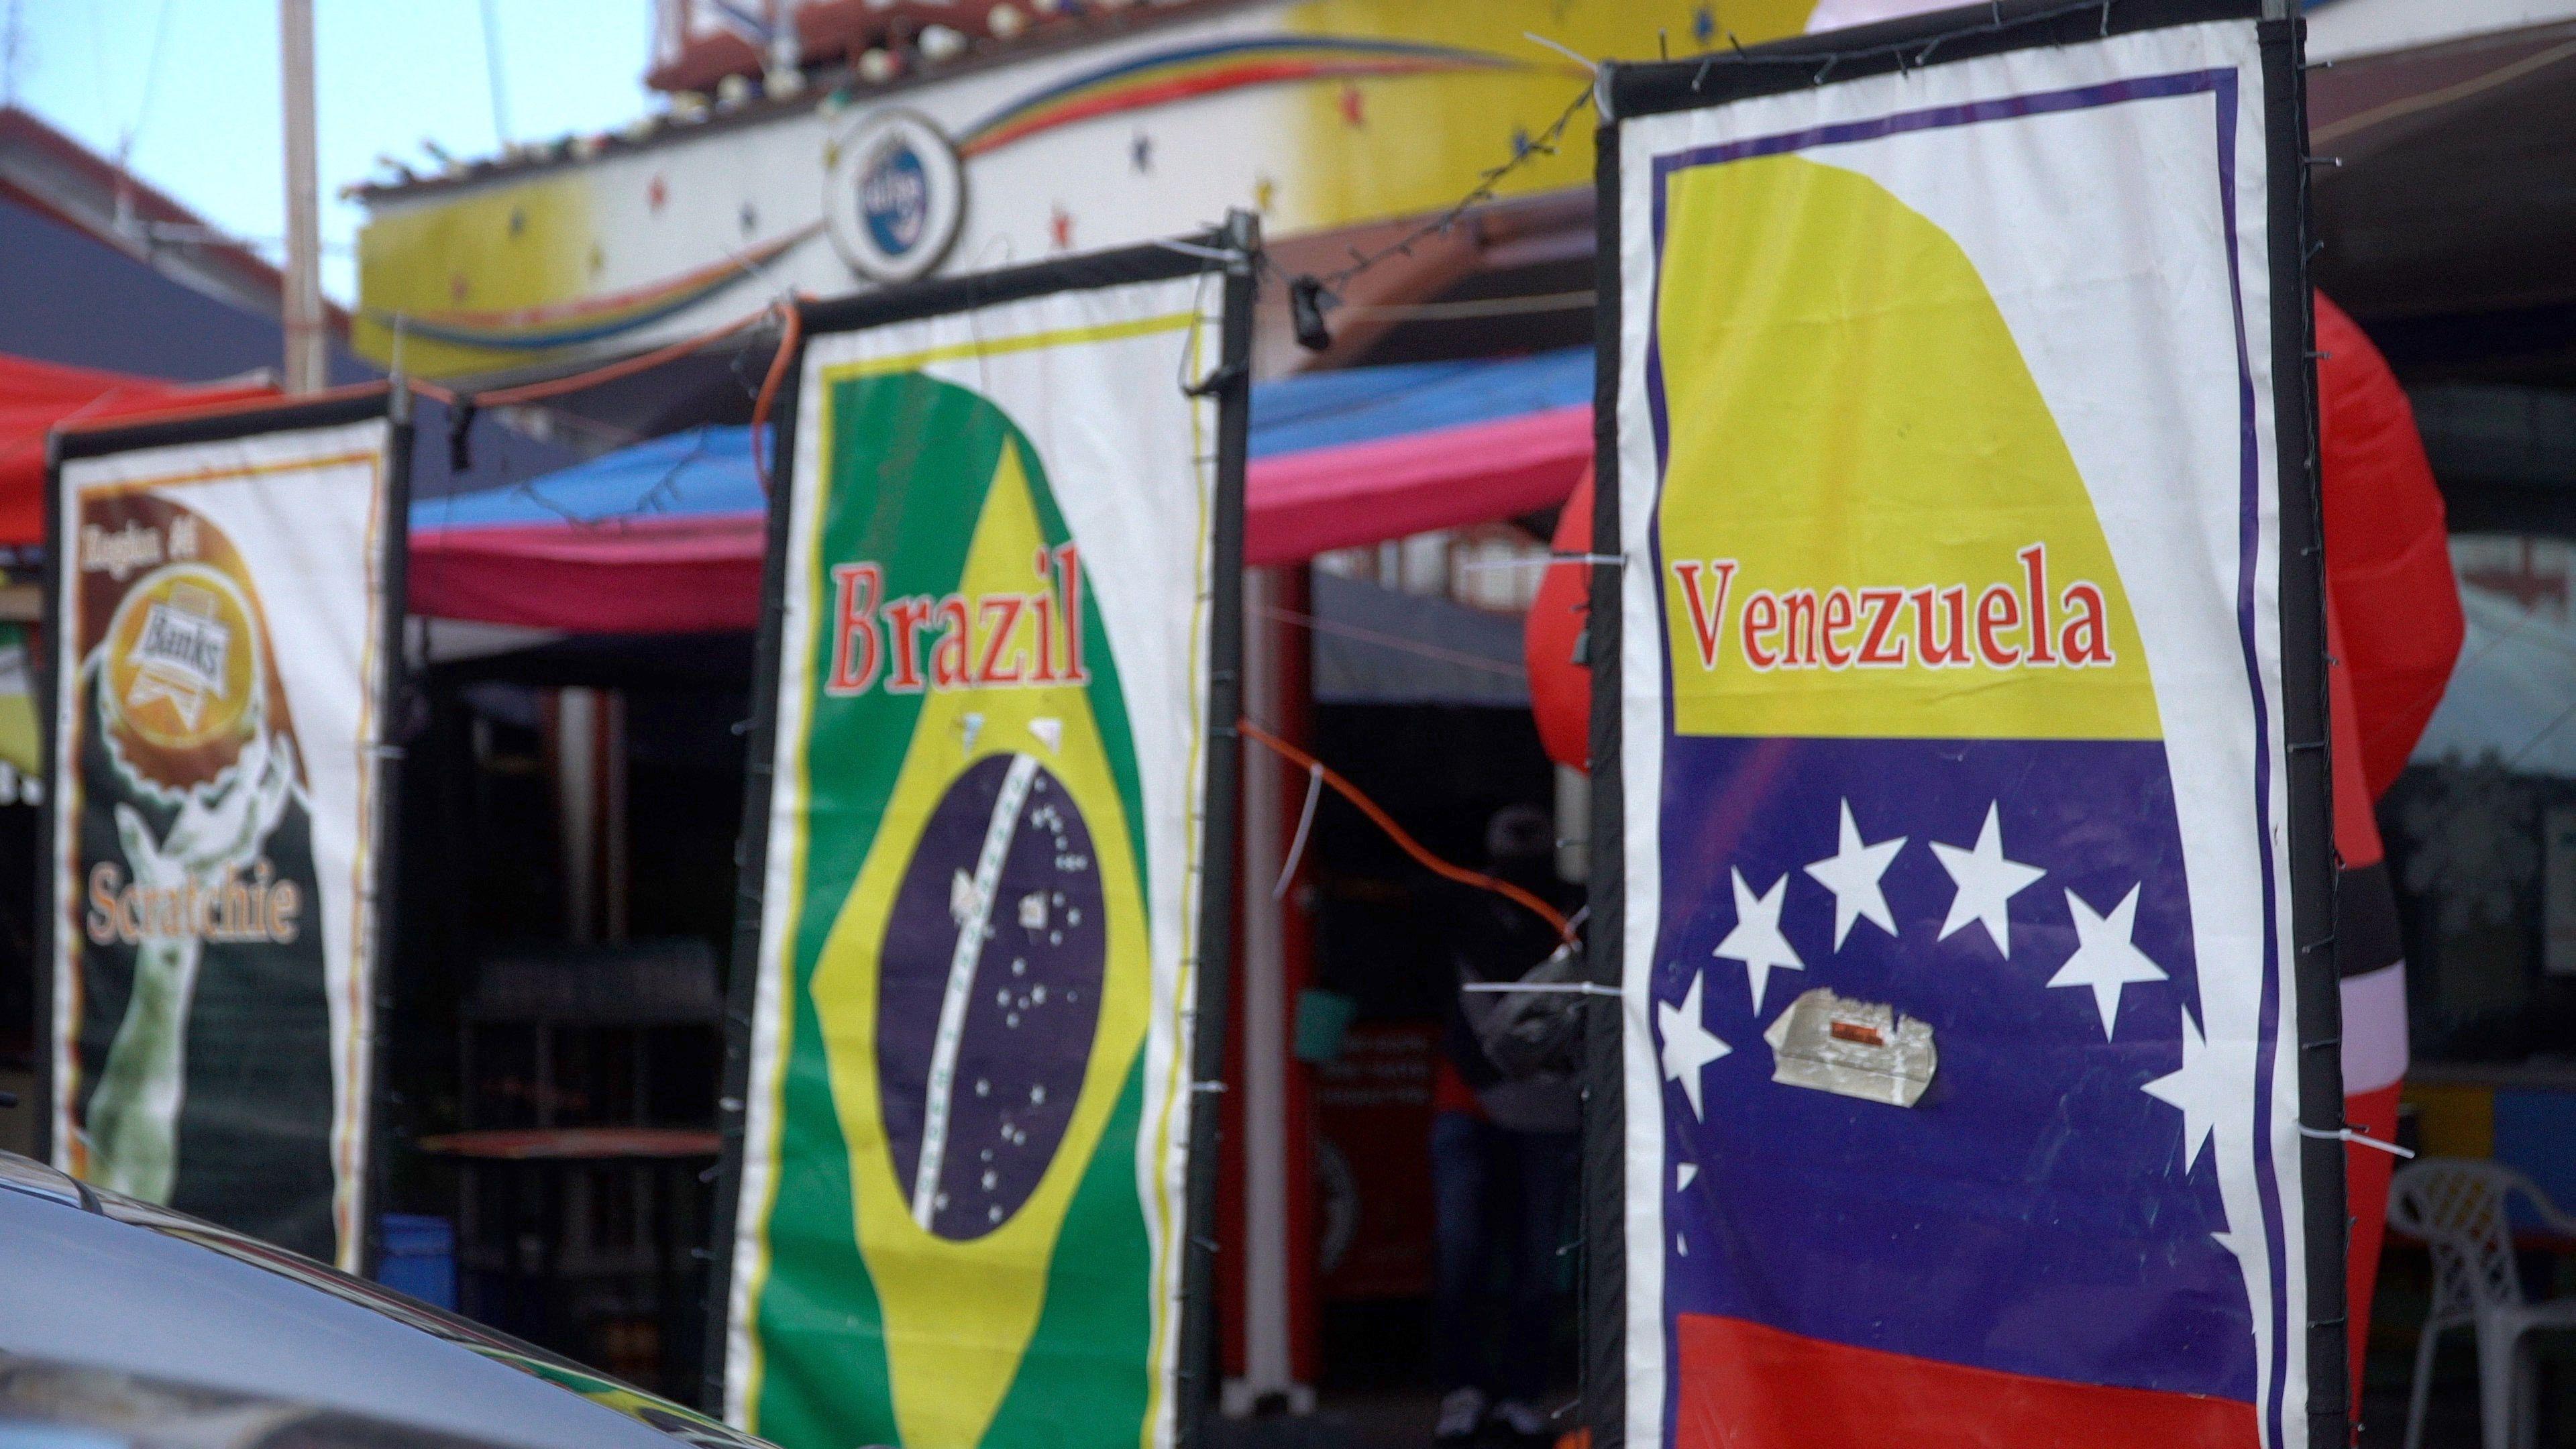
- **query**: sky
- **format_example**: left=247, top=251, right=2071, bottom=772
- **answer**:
left=7, top=1, right=656, bottom=303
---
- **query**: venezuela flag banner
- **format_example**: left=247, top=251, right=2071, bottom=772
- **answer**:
left=712, top=236, right=1253, bottom=1449
left=1598, top=7, right=2339, bottom=1449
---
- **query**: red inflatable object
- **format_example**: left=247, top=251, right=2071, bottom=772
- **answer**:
left=2318, top=292, right=2464, bottom=798
left=1526, top=466, right=1594, bottom=771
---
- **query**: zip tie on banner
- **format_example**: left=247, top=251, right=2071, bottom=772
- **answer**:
left=2300, top=1123, right=2416, bottom=1159
left=1274, top=762, right=1323, bottom=901
left=1458, top=552, right=1627, bottom=574
left=1149, top=237, right=1242, bottom=263
left=1523, top=32, right=1600, bottom=73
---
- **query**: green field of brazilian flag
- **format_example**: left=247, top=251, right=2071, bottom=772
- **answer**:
left=714, top=255, right=1239, bottom=1449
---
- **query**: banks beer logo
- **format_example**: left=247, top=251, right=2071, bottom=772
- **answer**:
left=824, top=109, right=965, bottom=284
left=862, top=143, right=930, bottom=253
left=1668, top=542, right=2116, bottom=676
left=101, top=562, right=261, bottom=763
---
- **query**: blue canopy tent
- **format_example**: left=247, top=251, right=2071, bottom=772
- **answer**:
left=408, top=347, right=1594, bottom=633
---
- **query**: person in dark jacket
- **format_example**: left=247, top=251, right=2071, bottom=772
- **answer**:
left=1432, top=806, right=1578, bottom=1447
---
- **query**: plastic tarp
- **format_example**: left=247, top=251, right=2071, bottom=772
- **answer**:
left=2413, top=583, right=2576, bottom=777
left=407, top=347, right=1596, bottom=631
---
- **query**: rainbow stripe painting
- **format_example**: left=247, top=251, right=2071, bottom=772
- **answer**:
left=955, top=35, right=1564, bottom=157
left=367, top=226, right=815, bottom=354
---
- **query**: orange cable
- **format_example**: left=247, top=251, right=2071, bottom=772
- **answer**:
left=749, top=300, right=804, bottom=496
left=402, top=304, right=779, bottom=409
left=1238, top=716, right=1574, bottom=945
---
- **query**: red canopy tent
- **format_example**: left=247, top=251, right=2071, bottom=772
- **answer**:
left=0, top=353, right=274, bottom=545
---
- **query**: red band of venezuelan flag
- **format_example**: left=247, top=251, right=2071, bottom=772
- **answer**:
left=1674, top=1314, right=2257, bottom=1449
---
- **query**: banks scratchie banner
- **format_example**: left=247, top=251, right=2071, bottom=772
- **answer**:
left=1596, top=7, right=2335, bottom=1448
left=712, top=239, right=1250, bottom=1449
left=45, top=396, right=406, bottom=1272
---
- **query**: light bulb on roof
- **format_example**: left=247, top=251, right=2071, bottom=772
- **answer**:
left=716, top=73, right=753, bottom=107
left=857, top=47, right=900, bottom=82
left=919, top=25, right=968, bottom=61
left=989, top=3, right=1027, bottom=38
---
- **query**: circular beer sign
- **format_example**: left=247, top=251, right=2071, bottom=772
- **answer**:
left=99, top=561, right=264, bottom=786
left=824, top=109, right=965, bottom=284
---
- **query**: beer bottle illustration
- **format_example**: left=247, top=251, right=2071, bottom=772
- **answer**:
left=72, top=492, right=335, bottom=1262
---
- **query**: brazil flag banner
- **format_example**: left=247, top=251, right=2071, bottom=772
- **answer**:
left=710, top=231, right=1254, bottom=1449
left=1595, top=7, right=2337, bottom=1449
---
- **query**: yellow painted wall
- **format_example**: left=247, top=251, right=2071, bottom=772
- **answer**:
left=1279, top=0, right=1818, bottom=231
left=354, top=178, right=594, bottom=377
left=354, top=0, right=1825, bottom=376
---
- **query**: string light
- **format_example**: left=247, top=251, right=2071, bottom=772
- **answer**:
left=1285, top=80, right=1598, bottom=353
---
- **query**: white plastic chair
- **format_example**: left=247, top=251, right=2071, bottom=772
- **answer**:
left=2389, top=1158, right=2576, bottom=1449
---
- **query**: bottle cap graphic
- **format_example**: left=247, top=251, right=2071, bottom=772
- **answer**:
left=100, top=561, right=264, bottom=790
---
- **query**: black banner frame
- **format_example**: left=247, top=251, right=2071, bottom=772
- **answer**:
left=1587, top=3, right=2336, bottom=1446
left=698, top=220, right=1262, bottom=1449
left=38, top=382, right=415, bottom=1279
